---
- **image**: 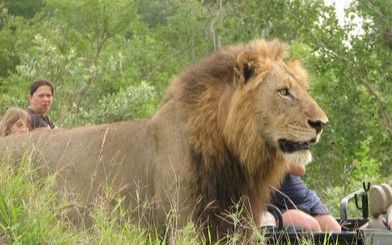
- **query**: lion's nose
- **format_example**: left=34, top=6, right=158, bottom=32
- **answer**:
left=308, top=120, right=327, bottom=134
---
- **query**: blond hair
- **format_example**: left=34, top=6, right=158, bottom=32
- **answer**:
left=0, top=107, right=31, bottom=137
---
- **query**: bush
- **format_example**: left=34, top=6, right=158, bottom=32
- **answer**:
left=78, top=81, right=156, bottom=125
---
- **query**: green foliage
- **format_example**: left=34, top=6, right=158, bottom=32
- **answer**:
left=0, top=155, right=169, bottom=244
left=1, top=0, right=44, bottom=19
left=0, top=154, right=74, bottom=244
left=349, top=137, right=382, bottom=187
left=80, top=81, right=156, bottom=125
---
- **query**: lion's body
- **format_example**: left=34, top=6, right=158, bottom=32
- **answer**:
left=0, top=39, right=328, bottom=240
left=3, top=120, right=154, bottom=202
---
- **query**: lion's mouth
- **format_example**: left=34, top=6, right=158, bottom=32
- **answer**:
left=278, top=139, right=310, bottom=153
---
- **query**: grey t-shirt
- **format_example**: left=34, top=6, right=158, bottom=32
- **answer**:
left=271, top=174, right=329, bottom=215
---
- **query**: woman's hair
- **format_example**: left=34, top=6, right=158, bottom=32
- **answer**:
left=30, top=78, right=54, bottom=96
left=0, top=107, right=31, bottom=137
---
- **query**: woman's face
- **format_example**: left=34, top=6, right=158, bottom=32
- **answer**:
left=28, top=85, right=53, bottom=115
left=11, top=119, right=29, bottom=134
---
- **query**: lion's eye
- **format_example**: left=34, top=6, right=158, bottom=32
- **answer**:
left=277, top=88, right=291, bottom=97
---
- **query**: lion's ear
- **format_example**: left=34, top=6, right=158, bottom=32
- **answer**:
left=234, top=52, right=256, bottom=84
left=243, top=62, right=255, bottom=82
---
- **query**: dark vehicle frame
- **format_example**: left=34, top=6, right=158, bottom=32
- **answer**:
left=263, top=182, right=392, bottom=245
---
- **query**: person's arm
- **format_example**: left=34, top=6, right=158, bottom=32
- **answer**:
left=289, top=164, right=306, bottom=176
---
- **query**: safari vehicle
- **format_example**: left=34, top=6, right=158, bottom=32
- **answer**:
left=262, top=182, right=392, bottom=245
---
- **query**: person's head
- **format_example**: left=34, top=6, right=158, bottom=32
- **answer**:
left=0, top=107, right=31, bottom=137
left=28, top=78, right=54, bottom=115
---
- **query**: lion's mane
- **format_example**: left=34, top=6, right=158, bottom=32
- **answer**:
left=163, top=40, right=290, bottom=238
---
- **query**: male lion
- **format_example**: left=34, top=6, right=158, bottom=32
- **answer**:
left=0, top=39, right=328, bottom=241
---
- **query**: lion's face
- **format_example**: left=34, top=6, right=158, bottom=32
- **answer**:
left=225, top=42, right=328, bottom=169
left=255, top=60, right=328, bottom=166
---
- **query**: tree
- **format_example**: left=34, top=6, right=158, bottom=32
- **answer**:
left=0, top=0, right=44, bottom=19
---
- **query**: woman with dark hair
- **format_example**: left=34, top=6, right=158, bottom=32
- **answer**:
left=27, top=78, right=55, bottom=129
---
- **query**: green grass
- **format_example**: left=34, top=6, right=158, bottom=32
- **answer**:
left=0, top=155, right=205, bottom=244
left=0, top=155, right=77, bottom=244
left=0, top=155, right=349, bottom=245
left=0, top=156, right=147, bottom=244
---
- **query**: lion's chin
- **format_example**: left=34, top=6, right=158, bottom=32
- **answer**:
left=282, top=150, right=312, bottom=166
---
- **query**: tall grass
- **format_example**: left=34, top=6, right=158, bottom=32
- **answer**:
left=0, top=155, right=164, bottom=244
left=0, top=155, right=346, bottom=245
left=0, top=154, right=76, bottom=244
left=0, top=152, right=221, bottom=245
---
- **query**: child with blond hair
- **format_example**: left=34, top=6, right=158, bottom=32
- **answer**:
left=0, top=107, right=31, bottom=137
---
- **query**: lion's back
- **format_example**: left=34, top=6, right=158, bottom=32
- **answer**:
left=0, top=119, right=156, bottom=203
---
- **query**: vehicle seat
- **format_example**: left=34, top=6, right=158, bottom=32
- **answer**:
left=367, top=183, right=392, bottom=230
